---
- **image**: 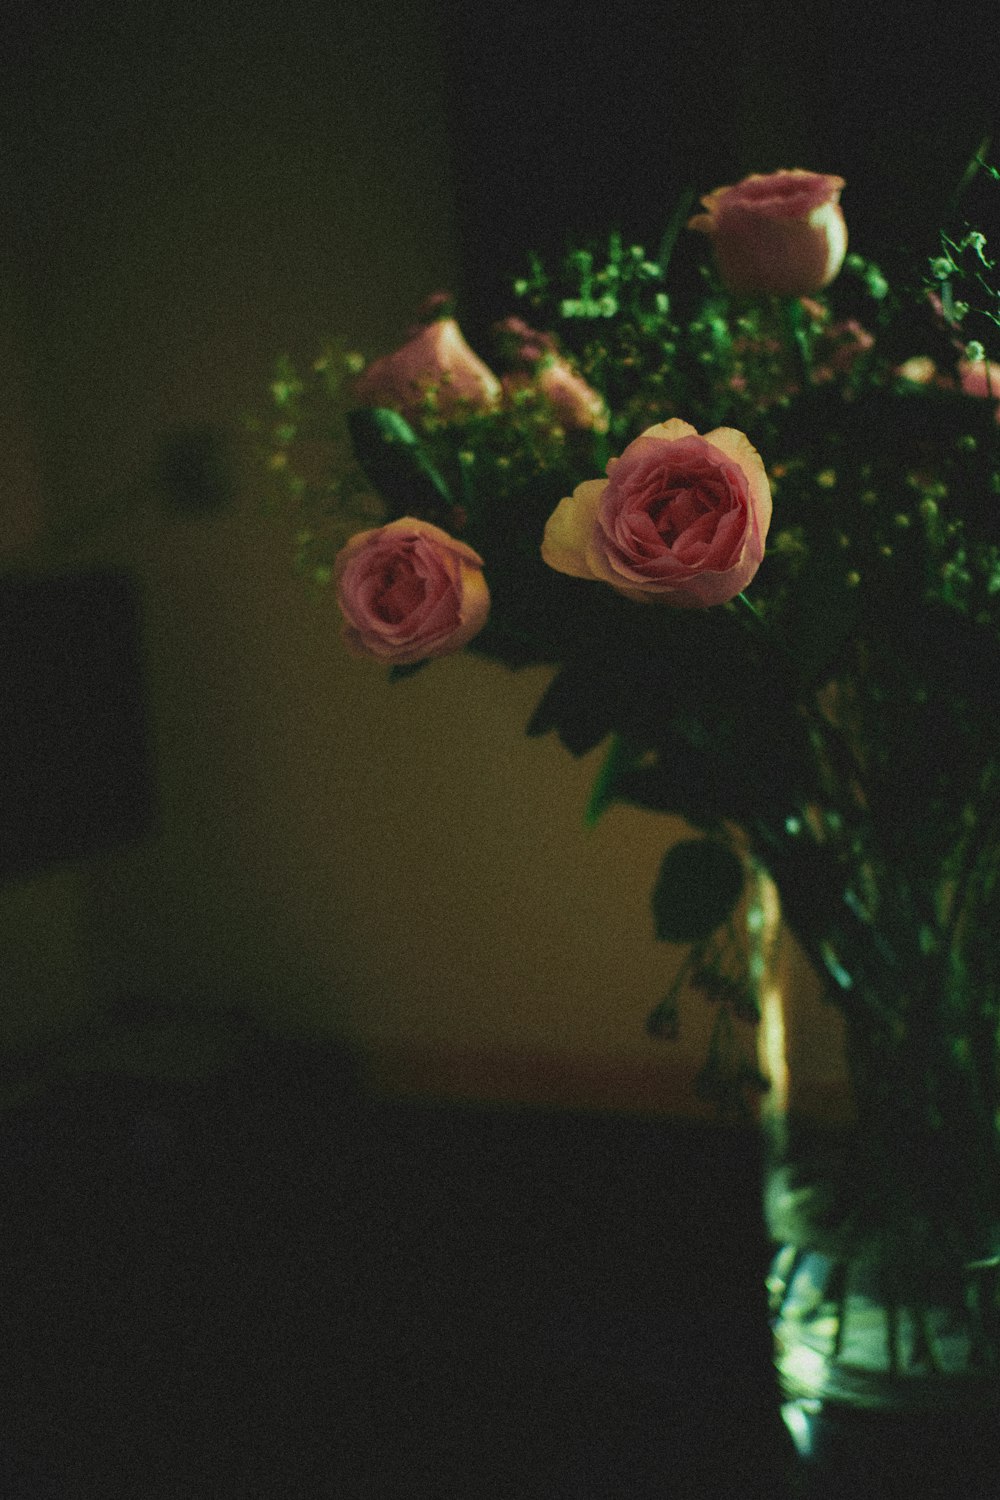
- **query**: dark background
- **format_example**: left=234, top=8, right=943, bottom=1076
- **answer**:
left=4, top=1042, right=792, bottom=1498
left=440, top=0, right=1000, bottom=330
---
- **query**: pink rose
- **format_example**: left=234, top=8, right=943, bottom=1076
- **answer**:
left=541, top=418, right=772, bottom=608
left=958, top=356, right=1000, bottom=420
left=334, top=517, right=490, bottom=664
left=503, top=358, right=609, bottom=432
left=410, top=290, right=455, bottom=327
left=494, top=316, right=608, bottom=432
left=353, top=316, right=501, bottom=423
left=534, top=358, right=609, bottom=432
left=493, top=315, right=559, bottom=366
left=688, top=169, right=848, bottom=297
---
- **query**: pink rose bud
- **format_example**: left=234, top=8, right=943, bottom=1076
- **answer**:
left=958, top=356, right=1000, bottom=421
left=541, top=419, right=772, bottom=608
left=334, top=517, right=490, bottom=664
left=493, top=316, right=560, bottom=368
left=412, top=290, right=456, bottom=326
left=503, top=357, right=609, bottom=433
left=799, top=297, right=830, bottom=323
left=688, top=169, right=848, bottom=297
left=353, top=317, right=501, bottom=423
left=496, top=316, right=535, bottom=339
left=534, top=358, right=610, bottom=432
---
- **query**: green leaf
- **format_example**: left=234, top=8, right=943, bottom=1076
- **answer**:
left=388, top=660, right=428, bottom=682
left=651, top=839, right=745, bottom=944
left=525, top=659, right=621, bottom=756
left=656, top=186, right=696, bottom=280
left=346, top=406, right=452, bottom=521
left=584, top=733, right=635, bottom=827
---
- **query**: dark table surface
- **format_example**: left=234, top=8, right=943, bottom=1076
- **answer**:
left=3, top=1035, right=799, bottom=1498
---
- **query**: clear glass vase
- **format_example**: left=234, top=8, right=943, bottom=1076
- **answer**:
left=751, top=870, right=1000, bottom=1497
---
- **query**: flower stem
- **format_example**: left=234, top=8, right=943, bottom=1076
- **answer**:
left=780, top=296, right=813, bottom=391
left=735, top=589, right=764, bottom=625
left=656, top=187, right=696, bottom=279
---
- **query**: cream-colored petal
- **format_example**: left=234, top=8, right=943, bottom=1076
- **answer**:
left=541, top=479, right=607, bottom=578
left=701, top=427, right=773, bottom=538
left=637, top=418, right=699, bottom=444
left=696, top=184, right=732, bottom=216
left=701, top=425, right=765, bottom=471
left=809, top=201, right=848, bottom=287
left=439, top=561, right=490, bottom=652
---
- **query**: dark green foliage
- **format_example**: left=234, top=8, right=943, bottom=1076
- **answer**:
left=388, top=661, right=428, bottom=682
left=651, top=839, right=746, bottom=945
left=346, top=407, right=453, bottom=524
left=694, top=1004, right=770, bottom=1120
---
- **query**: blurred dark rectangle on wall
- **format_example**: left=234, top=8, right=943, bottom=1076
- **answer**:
left=0, top=569, right=156, bottom=880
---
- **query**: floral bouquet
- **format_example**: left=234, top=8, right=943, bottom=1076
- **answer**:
left=258, top=164, right=1000, bottom=1425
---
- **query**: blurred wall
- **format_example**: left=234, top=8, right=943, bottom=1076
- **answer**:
left=0, top=1, right=853, bottom=1115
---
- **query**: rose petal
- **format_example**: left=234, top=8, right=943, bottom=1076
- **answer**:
left=541, top=421, right=772, bottom=608
left=541, top=480, right=608, bottom=580
left=334, top=516, right=489, bottom=663
left=688, top=170, right=847, bottom=296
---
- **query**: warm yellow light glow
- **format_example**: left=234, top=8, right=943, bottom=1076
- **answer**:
left=759, top=981, right=789, bottom=1113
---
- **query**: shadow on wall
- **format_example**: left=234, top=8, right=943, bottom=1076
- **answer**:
left=0, top=570, right=156, bottom=883
left=0, top=0, right=464, bottom=1071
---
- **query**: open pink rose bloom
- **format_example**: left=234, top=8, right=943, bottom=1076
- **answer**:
left=334, top=517, right=490, bottom=664
left=541, top=419, right=772, bottom=608
left=352, top=317, right=501, bottom=423
left=688, top=169, right=848, bottom=297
